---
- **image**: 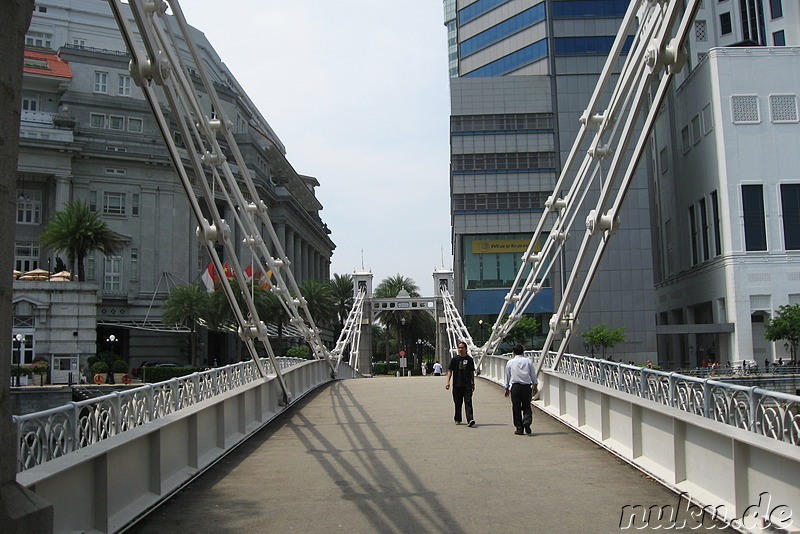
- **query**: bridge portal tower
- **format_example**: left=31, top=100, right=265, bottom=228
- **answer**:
left=353, top=271, right=373, bottom=373
left=433, top=270, right=454, bottom=366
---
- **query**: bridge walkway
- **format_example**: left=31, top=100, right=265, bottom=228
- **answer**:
left=127, top=376, right=733, bottom=534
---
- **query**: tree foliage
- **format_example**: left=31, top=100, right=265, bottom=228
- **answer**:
left=39, top=200, right=124, bottom=281
left=504, top=315, right=540, bottom=346
left=765, top=304, right=800, bottom=362
left=579, top=323, right=627, bottom=359
left=162, top=283, right=211, bottom=366
left=330, top=273, right=354, bottom=338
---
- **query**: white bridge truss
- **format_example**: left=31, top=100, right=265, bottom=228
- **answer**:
left=466, top=0, right=702, bottom=370
left=106, top=0, right=337, bottom=401
left=330, top=289, right=367, bottom=372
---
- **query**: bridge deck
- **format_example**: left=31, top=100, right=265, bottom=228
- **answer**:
left=127, top=376, right=733, bottom=534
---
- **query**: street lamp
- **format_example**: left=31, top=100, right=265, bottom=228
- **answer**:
left=14, top=334, right=24, bottom=387
left=478, top=319, right=484, bottom=346
left=106, top=334, right=118, bottom=384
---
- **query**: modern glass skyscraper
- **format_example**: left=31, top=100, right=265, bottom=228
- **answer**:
left=445, top=0, right=657, bottom=361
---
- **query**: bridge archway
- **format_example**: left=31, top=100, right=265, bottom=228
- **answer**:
left=351, top=270, right=453, bottom=373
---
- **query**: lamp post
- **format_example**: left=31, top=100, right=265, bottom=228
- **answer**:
left=106, top=334, right=118, bottom=384
left=14, top=334, right=24, bottom=387
left=478, top=319, right=484, bottom=346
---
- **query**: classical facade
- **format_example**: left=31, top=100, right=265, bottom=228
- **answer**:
left=13, top=1, right=335, bottom=370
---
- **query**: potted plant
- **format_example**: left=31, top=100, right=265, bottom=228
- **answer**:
left=11, top=365, right=33, bottom=386
left=92, top=361, right=110, bottom=384
left=112, top=359, right=128, bottom=384
left=31, top=358, right=50, bottom=386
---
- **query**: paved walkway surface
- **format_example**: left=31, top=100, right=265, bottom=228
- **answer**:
left=127, top=376, right=734, bottom=534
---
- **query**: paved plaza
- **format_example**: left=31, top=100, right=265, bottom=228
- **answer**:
left=127, top=376, right=735, bottom=533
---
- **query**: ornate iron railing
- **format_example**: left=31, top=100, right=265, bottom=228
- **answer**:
left=533, top=352, right=800, bottom=445
left=12, top=358, right=306, bottom=473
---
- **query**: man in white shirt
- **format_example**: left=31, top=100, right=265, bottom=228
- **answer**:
left=504, top=344, right=538, bottom=435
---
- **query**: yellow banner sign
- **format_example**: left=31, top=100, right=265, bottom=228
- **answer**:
left=471, top=239, right=538, bottom=254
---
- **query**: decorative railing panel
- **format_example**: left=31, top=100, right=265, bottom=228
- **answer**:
left=494, top=352, right=800, bottom=446
left=12, top=357, right=306, bottom=472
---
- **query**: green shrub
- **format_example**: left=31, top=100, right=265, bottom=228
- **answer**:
left=371, top=362, right=400, bottom=375
left=11, top=365, right=33, bottom=378
left=112, top=360, right=128, bottom=373
left=142, top=366, right=202, bottom=383
left=92, top=361, right=110, bottom=374
left=286, top=345, right=311, bottom=359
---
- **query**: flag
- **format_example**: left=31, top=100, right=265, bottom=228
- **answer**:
left=201, top=262, right=234, bottom=292
left=243, top=265, right=254, bottom=284
left=254, top=268, right=272, bottom=290
left=200, top=262, right=219, bottom=292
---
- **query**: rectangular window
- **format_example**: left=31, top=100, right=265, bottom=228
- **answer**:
left=689, top=205, right=699, bottom=264
left=25, top=31, right=52, bottom=48
left=731, top=95, right=760, bottom=123
left=118, top=75, right=132, bottom=96
left=770, top=94, right=797, bottom=122
left=130, top=248, right=139, bottom=280
left=720, top=12, right=732, bottom=35
left=773, top=30, right=786, bottom=46
left=702, top=104, right=714, bottom=134
left=742, top=184, right=767, bottom=251
left=659, top=147, right=669, bottom=173
left=12, top=333, right=35, bottom=365
left=104, top=256, right=122, bottom=291
left=780, top=184, right=800, bottom=250
left=87, top=251, right=95, bottom=280
left=700, top=198, right=710, bottom=261
left=109, top=115, right=124, bottom=130
left=695, top=20, right=708, bottom=41
left=89, top=191, right=97, bottom=212
left=711, top=190, right=722, bottom=256
left=90, top=113, right=106, bottom=128
left=72, top=39, right=85, bottom=48
left=103, top=192, right=126, bottom=215
left=681, top=126, right=691, bottom=153
left=22, top=94, right=39, bottom=112
left=128, top=117, right=143, bottom=133
left=769, top=0, right=783, bottom=18
left=15, top=241, right=39, bottom=272
left=691, top=115, right=702, bottom=144
left=132, top=194, right=140, bottom=216
left=94, top=71, right=108, bottom=93
left=16, top=190, right=42, bottom=224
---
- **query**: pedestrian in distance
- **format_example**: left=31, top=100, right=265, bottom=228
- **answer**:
left=504, top=344, right=538, bottom=435
left=432, top=361, right=443, bottom=376
left=445, top=342, right=475, bottom=427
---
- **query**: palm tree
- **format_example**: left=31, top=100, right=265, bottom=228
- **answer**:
left=162, top=283, right=211, bottom=366
left=374, top=274, right=435, bottom=364
left=38, top=200, right=124, bottom=281
left=299, top=278, right=336, bottom=329
left=328, top=273, right=354, bottom=338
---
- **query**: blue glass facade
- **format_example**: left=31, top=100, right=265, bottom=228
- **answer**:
left=460, top=4, right=546, bottom=57
left=551, top=0, right=629, bottom=19
left=463, top=39, right=547, bottom=77
left=554, top=35, right=633, bottom=56
left=458, top=0, right=510, bottom=25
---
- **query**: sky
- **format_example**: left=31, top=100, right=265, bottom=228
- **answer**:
left=179, top=1, right=453, bottom=296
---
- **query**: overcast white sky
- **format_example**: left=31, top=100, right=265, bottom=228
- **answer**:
left=179, top=1, right=453, bottom=295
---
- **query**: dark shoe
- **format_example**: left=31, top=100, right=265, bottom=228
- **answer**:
left=524, top=425, right=532, bottom=434
left=468, top=420, right=475, bottom=427
left=514, top=429, right=524, bottom=435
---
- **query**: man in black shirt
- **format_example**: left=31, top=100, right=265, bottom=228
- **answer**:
left=445, top=342, right=476, bottom=427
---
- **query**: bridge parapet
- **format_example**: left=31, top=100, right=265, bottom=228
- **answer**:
left=481, top=352, right=800, bottom=532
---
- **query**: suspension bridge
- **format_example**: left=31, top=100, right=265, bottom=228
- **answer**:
left=7, top=0, right=800, bottom=532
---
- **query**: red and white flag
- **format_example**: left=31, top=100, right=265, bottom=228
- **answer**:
left=200, top=262, right=234, bottom=292
left=243, top=265, right=254, bottom=284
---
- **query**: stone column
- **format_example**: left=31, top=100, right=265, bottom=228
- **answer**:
left=53, top=175, right=71, bottom=211
left=1, top=1, right=54, bottom=531
left=294, top=236, right=303, bottom=283
left=285, top=229, right=295, bottom=277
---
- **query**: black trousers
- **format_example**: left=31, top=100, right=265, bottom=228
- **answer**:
left=510, top=383, right=533, bottom=430
left=452, top=385, right=474, bottom=423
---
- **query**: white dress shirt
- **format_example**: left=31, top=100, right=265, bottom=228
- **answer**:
left=504, top=355, right=538, bottom=389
